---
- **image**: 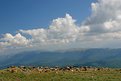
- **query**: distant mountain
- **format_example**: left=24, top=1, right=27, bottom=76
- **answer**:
left=0, top=48, right=121, bottom=69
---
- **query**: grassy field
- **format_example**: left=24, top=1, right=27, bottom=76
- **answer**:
left=0, top=68, right=121, bottom=81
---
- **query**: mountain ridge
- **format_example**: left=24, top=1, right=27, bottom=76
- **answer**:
left=0, top=48, right=121, bottom=69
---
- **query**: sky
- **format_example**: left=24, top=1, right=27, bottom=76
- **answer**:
left=1, top=0, right=121, bottom=55
left=0, top=0, right=96, bottom=34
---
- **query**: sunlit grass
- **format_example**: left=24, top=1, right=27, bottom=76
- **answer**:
left=0, top=69, right=121, bottom=81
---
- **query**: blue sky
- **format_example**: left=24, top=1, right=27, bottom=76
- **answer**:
left=0, top=0, right=96, bottom=34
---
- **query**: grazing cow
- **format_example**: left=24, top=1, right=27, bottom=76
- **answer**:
left=8, top=68, right=17, bottom=73
left=36, top=67, right=43, bottom=73
left=80, top=66, right=87, bottom=71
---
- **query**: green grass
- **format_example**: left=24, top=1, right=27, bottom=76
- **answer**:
left=0, top=69, right=121, bottom=81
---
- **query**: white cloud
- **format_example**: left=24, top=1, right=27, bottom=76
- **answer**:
left=19, top=14, right=90, bottom=46
left=1, top=0, right=121, bottom=55
left=0, top=14, right=90, bottom=54
left=0, top=33, right=29, bottom=49
left=84, top=0, right=121, bottom=33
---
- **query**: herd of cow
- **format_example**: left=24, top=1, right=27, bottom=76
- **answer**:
left=5, top=66, right=114, bottom=73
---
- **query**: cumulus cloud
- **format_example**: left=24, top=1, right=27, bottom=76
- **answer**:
left=84, top=0, right=121, bottom=33
left=0, top=14, right=90, bottom=54
left=19, top=14, right=90, bottom=46
left=1, top=0, right=121, bottom=55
